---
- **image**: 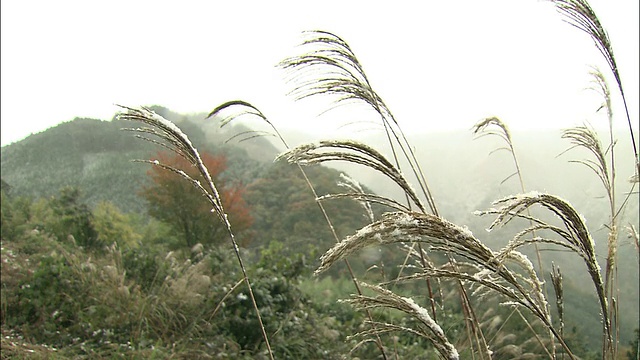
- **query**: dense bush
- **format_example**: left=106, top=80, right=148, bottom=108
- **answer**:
left=0, top=191, right=363, bottom=358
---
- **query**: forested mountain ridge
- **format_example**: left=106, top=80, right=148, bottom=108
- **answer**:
left=0, top=106, right=280, bottom=212
left=0, top=107, right=382, bottom=258
left=1, top=117, right=154, bottom=212
left=2, top=110, right=637, bottom=274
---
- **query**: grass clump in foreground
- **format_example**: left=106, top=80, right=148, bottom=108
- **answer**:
left=0, top=223, right=359, bottom=359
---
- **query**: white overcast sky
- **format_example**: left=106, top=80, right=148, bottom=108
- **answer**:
left=1, top=0, right=638, bottom=146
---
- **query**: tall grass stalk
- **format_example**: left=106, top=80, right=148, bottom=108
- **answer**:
left=550, top=263, right=564, bottom=359
left=118, top=106, right=274, bottom=359
left=280, top=30, right=490, bottom=358
left=276, top=24, right=640, bottom=355
left=279, top=30, right=438, bottom=216
left=472, top=117, right=556, bottom=356
left=550, top=0, right=639, bottom=184
left=298, top=205, right=577, bottom=358
left=557, top=65, right=636, bottom=358
left=206, top=100, right=389, bottom=359
left=552, top=0, right=640, bottom=352
left=345, top=282, right=458, bottom=360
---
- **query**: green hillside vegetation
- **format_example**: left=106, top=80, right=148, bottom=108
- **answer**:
left=0, top=187, right=367, bottom=359
left=0, top=124, right=436, bottom=358
left=0, top=105, right=279, bottom=214
left=1, top=118, right=153, bottom=213
left=1, top=104, right=638, bottom=358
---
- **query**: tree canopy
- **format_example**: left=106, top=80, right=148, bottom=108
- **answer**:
left=140, top=150, right=253, bottom=248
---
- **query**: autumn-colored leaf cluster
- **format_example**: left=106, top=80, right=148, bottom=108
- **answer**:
left=140, top=150, right=253, bottom=247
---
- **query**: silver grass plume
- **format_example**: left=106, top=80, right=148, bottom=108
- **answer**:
left=207, top=101, right=390, bottom=359
left=561, top=108, right=623, bottom=356
left=550, top=263, right=564, bottom=342
left=279, top=30, right=391, bottom=124
left=550, top=0, right=638, bottom=179
left=317, top=192, right=411, bottom=214
left=344, top=282, right=459, bottom=360
left=481, top=192, right=612, bottom=350
left=279, top=30, right=439, bottom=216
left=279, top=30, right=490, bottom=353
left=119, top=106, right=224, bottom=216
left=472, top=116, right=556, bottom=355
left=208, top=100, right=284, bottom=146
left=550, top=0, right=618, bottom=90
left=277, top=140, right=427, bottom=213
left=336, top=173, right=376, bottom=221
left=472, top=117, right=522, bottom=186
left=118, top=105, right=275, bottom=359
left=561, top=125, right=612, bottom=198
left=315, top=211, right=553, bottom=330
left=314, top=212, right=492, bottom=274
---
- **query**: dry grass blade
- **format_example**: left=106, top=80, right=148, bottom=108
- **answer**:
left=223, top=130, right=277, bottom=144
left=118, top=106, right=223, bottom=213
left=277, top=140, right=426, bottom=213
left=317, top=209, right=549, bottom=308
left=119, top=109, right=198, bottom=164
left=485, top=192, right=611, bottom=348
left=315, top=210, right=554, bottom=333
left=317, top=172, right=410, bottom=215
left=550, top=0, right=617, bottom=87
left=561, top=126, right=612, bottom=196
left=589, top=67, right=612, bottom=120
left=389, top=268, right=522, bottom=307
left=280, top=35, right=448, bottom=338
left=472, top=117, right=513, bottom=147
left=318, top=193, right=410, bottom=214
left=314, top=211, right=492, bottom=274
left=550, top=0, right=638, bottom=178
left=472, top=116, right=556, bottom=356
left=493, top=224, right=583, bottom=261
left=206, top=100, right=286, bottom=147
left=280, top=30, right=439, bottom=216
left=550, top=263, right=564, bottom=342
left=472, top=117, right=525, bottom=188
left=336, top=173, right=376, bottom=221
left=315, top=208, right=555, bottom=352
left=206, top=101, right=390, bottom=359
left=279, top=30, right=389, bottom=118
left=344, top=282, right=459, bottom=360
left=472, top=117, right=555, bottom=355
left=560, top=113, right=622, bottom=357
left=488, top=193, right=591, bottom=251
left=118, top=105, right=275, bottom=359
left=208, top=100, right=268, bottom=123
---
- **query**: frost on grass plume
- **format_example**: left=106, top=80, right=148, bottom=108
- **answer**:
left=350, top=283, right=460, bottom=360
left=402, top=296, right=444, bottom=338
left=315, top=211, right=492, bottom=274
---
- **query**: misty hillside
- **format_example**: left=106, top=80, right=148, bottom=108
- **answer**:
left=1, top=107, right=638, bottom=348
left=0, top=107, right=384, bottom=265
left=0, top=106, right=280, bottom=212
left=271, top=124, right=640, bottom=343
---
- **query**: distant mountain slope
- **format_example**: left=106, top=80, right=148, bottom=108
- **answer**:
left=1, top=109, right=638, bottom=346
left=1, top=118, right=155, bottom=212
left=0, top=106, right=281, bottom=213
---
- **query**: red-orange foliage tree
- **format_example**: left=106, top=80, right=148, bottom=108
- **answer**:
left=140, top=150, right=253, bottom=248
